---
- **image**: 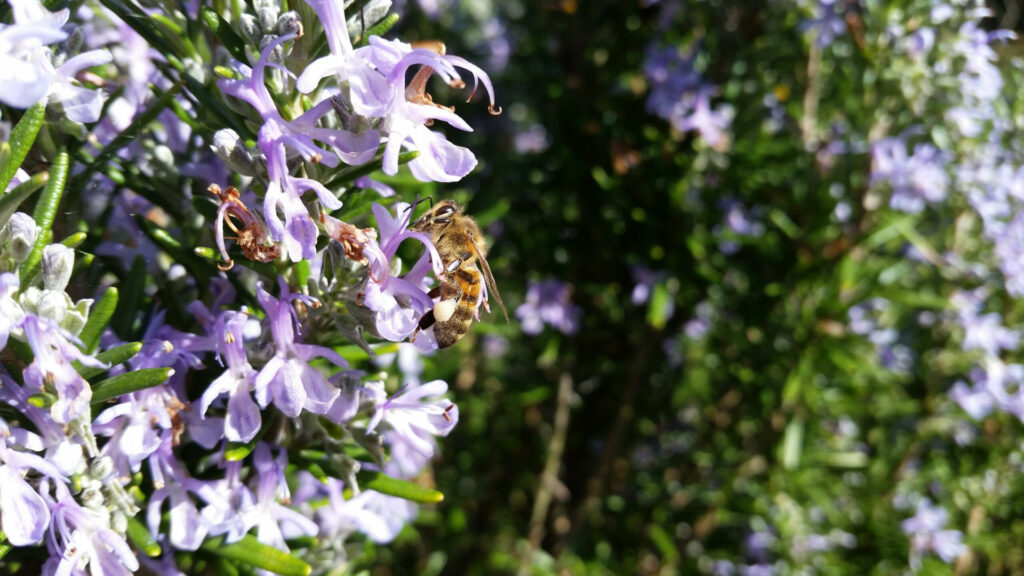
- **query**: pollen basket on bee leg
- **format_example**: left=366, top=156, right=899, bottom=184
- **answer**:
left=433, top=299, right=458, bottom=323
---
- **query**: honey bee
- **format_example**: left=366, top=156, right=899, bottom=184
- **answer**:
left=411, top=200, right=508, bottom=348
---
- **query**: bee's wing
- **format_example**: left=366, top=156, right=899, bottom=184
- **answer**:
left=469, top=233, right=509, bottom=324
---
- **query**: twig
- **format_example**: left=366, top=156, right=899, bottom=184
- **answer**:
left=519, top=372, right=573, bottom=576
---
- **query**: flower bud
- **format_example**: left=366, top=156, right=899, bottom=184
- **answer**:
left=110, top=511, right=128, bottom=535
left=38, top=290, right=69, bottom=325
left=89, top=455, right=115, bottom=480
left=62, top=297, right=92, bottom=337
left=212, top=129, right=258, bottom=176
left=255, top=0, right=280, bottom=32
left=42, top=244, right=74, bottom=291
left=80, top=484, right=104, bottom=510
left=64, top=26, right=84, bottom=55
left=277, top=10, right=302, bottom=36
left=58, top=117, right=88, bottom=140
left=3, top=212, right=40, bottom=262
left=239, top=13, right=262, bottom=44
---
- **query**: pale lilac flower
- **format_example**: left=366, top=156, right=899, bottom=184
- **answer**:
left=366, top=379, right=458, bottom=458
left=46, top=49, right=114, bottom=123
left=45, top=481, right=139, bottom=575
left=1, top=372, right=84, bottom=476
left=94, top=313, right=208, bottom=476
left=21, top=315, right=106, bottom=424
left=317, top=480, right=415, bottom=544
left=0, top=417, right=64, bottom=546
left=254, top=278, right=347, bottom=417
left=871, top=138, right=950, bottom=213
left=248, top=444, right=319, bottom=550
left=146, top=437, right=221, bottom=551
left=644, top=43, right=700, bottom=121
left=356, top=175, right=395, bottom=197
left=200, top=461, right=258, bottom=544
left=631, top=265, right=666, bottom=306
left=901, top=499, right=966, bottom=569
left=516, top=279, right=581, bottom=335
left=361, top=202, right=442, bottom=342
left=952, top=290, right=1019, bottom=356
left=677, top=88, right=732, bottom=150
left=684, top=301, right=714, bottom=340
left=950, top=379, right=995, bottom=420
left=199, top=309, right=261, bottom=443
left=801, top=0, right=846, bottom=48
left=0, top=273, right=24, bottom=348
left=0, top=0, right=111, bottom=120
left=0, top=1, right=67, bottom=109
left=514, top=123, right=551, bottom=154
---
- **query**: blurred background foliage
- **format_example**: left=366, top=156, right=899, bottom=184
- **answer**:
left=351, top=0, right=1024, bottom=574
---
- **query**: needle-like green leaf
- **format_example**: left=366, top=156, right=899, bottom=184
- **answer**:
left=200, top=534, right=312, bottom=576
left=19, top=149, right=69, bottom=286
left=0, top=102, right=46, bottom=193
left=78, top=287, right=119, bottom=353
left=91, top=367, right=174, bottom=406
left=75, top=342, right=142, bottom=380
left=356, top=470, right=445, bottom=503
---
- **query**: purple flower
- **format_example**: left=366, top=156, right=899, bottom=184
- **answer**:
left=317, top=480, right=415, bottom=544
left=676, top=87, right=732, bottom=150
left=0, top=1, right=67, bottom=109
left=516, top=279, right=581, bottom=335
left=643, top=42, right=732, bottom=149
left=254, top=278, right=347, bottom=417
left=93, top=313, right=209, bottom=476
left=801, top=0, right=846, bottom=48
left=355, top=176, right=395, bottom=197
left=45, top=482, right=139, bottom=575
left=198, top=309, right=261, bottom=443
left=0, top=0, right=112, bottom=121
left=360, top=202, right=442, bottom=342
left=146, top=437, right=220, bottom=551
left=247, top=444, right=319, bottom=550
left=901, top=499, right=966, bottom=569
left=366, top=379, right=458, bottom=458
left=1, top=372, right=84, bottom=476
left=631, top=266, right=662, bottom=306
left=21, top=315, right=106, bottom=424
left=514, top=123, right=551, bottom=154
left=0, top=417, right=64, bottom=546
left=871, top=138, right=950, bottom=213
left=952, top=290, right=1020, bottom=356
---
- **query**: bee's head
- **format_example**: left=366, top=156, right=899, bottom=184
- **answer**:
left=411, top=200, right=462, bottom=233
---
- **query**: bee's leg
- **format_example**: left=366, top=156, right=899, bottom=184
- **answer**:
left=418, top=309, right=437, bottom=331
left=428, top=286, right=442, bottom=299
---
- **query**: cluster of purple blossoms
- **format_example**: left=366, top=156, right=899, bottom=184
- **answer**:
left=947, top=290, right=1024, bottom=423
left=870, top=137, right=950, bottom=214
left=215, top=0, right=498, bottom=263
left=0, top=213, right=144, bottom=574
left=642, top=42, right=732, bottom=150
left=516, top=279, right=582, bottom=336
left=0, top=0, right=491, bottom=570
